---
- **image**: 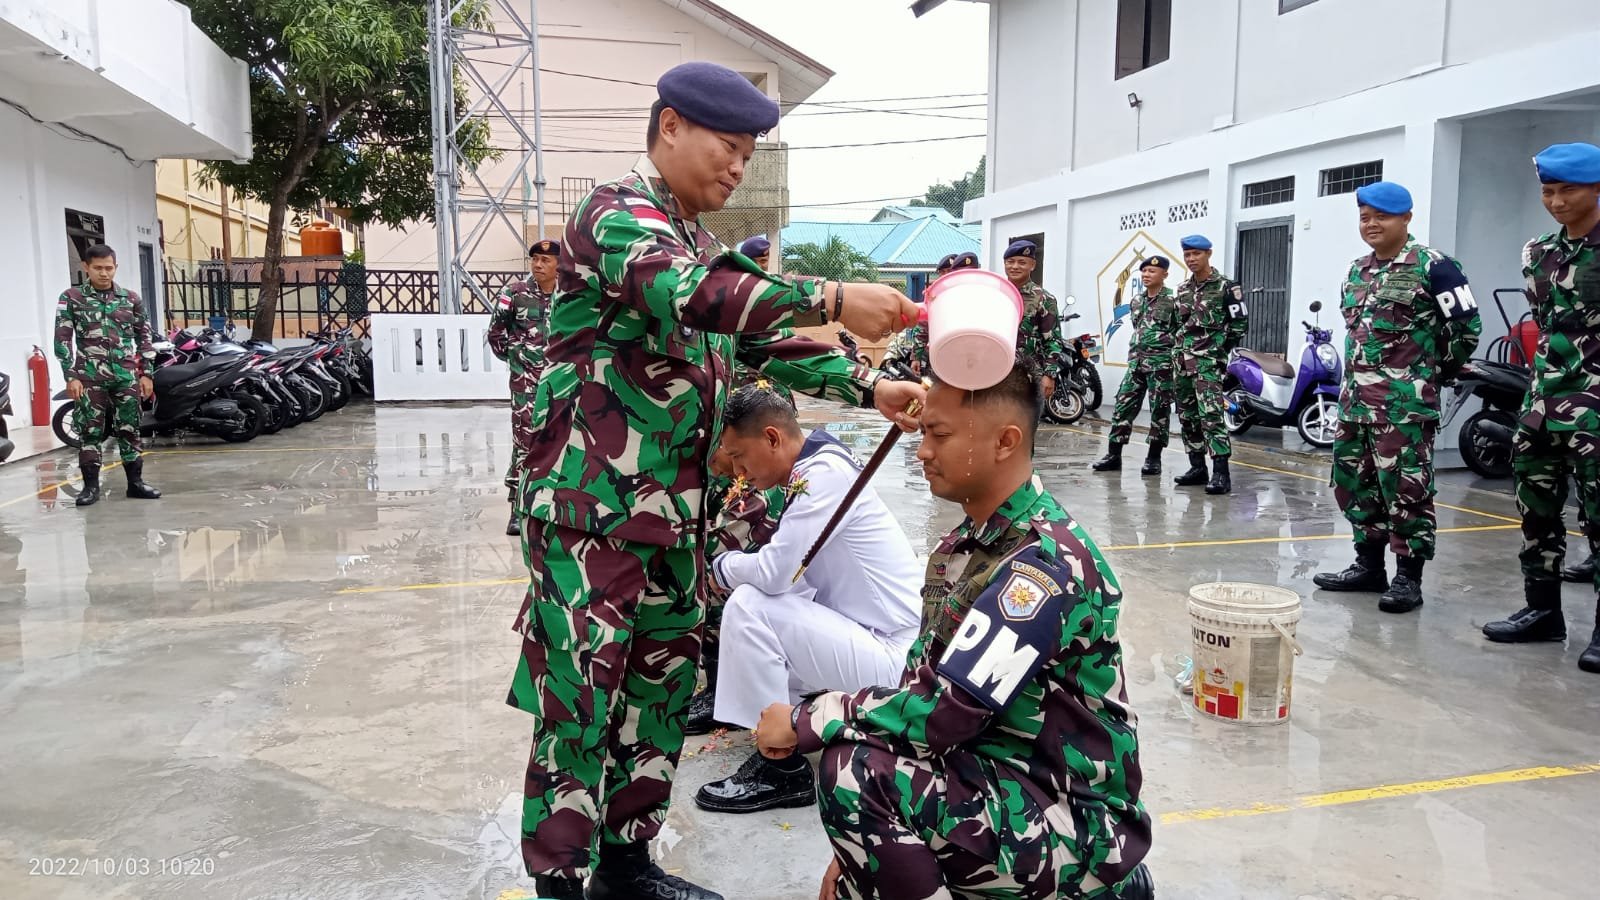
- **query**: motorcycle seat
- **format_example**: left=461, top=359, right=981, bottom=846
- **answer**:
left=1238, top=350, right=1295, bottom=379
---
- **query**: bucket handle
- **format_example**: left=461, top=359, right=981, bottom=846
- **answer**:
left=1271, top=619, right=1304, bottom=656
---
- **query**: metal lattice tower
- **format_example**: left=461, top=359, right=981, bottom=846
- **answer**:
left=429, top=0, right=546, bottom=314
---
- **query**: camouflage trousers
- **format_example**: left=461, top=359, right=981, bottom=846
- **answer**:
left=73, top=380, right=142, bottom=468
left=1513, top=424, right=1600, bottom=597
left=1108, top=356, right=1175, bottom=447
left=507, top=520, right=703, bottom=877
left=818, top=742, right=1065, bottom=900
left=504, top=385, right=538, bottom=492
left=1331, top=420, right=1437, bottom=559
left=1175, top=357, right=1230, bottom=458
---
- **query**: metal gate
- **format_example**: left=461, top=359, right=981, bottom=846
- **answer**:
left=1235, top=218, right=1293, bottom=356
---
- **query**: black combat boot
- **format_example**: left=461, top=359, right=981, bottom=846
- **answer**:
left=1313, top=540, right=1389, bottom=592
left=1562, top=551, right=1596, bottom=584
left=1204, top=455, right=1231, bottom=495
left=1482, top=581, right=1566, bottom=643
left=124, top=459, right=161, bottom=500
left=532, top=875, right=585, bottom=900
left=1580, top=597, right=1600, bottom=674
left=1378, top=556, right=1425, bottom=613
left=1115, top=863, right=1156, bottom=900
left=506, top=487, right=521, bottom=536
left=1173, top=452, right=1208, bottom=487
left=76, top=463, right=102, bottom=508
left=1140, top=444, right=1163, bottom=476
left=587, top=841, right=724, bottom=900
left=1091, top=442, right=1124, bottom=472
left=684, top=638, right=724, bottom=736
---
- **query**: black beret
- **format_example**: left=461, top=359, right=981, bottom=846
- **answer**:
left=953, top=251, right=980, bottom=269
left=1140, top=255, right=1170, bottom=270
left=657, top=62, right=780, bottom=136
left=936, top=253, right=958, bottom=273
left=529, top=240, right=561, bottom=257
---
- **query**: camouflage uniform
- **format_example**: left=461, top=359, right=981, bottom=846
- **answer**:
left=53, top=285, right=154, bottom=468
left=1174, top=270, right=1248, bottom=458
left=794, top=476, right=1151, bottom=899
left=1108, top=287, right=1179, bottom=447
left=881, top=323, right=930, bottom=376
left=1016, top=281, right=1067, bottom=377
left=487, top=279, right=549, bottom=494
left=1333, top=238, right=1481, bottom=560
left=509, top=156, right=880, bottom=878
left=1513, top=222, right=1600, bottom=595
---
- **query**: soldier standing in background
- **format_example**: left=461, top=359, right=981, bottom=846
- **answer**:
left=1002, top=240, right=1067, bottom=397
left=488, top=239, right=559, bottom=536
left=1482, top=142, right=1600, bottom=672
left=1171, top=235, right=1248, bottom=495
left=508, top=62, right=923, bottom=900
left=1092, top=255, right=1178, bottom=475
left=738, top=235, right=771, bottom=270
left=1312, top=182, right=1481, bottom=614
left=53, top=244, right=161, bottom=507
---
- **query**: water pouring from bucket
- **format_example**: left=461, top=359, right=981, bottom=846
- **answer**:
left=918, top=269, right=1024, bottom=391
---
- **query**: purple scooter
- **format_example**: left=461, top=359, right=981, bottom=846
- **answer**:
left=1223, top=299, right=1342, bottom=448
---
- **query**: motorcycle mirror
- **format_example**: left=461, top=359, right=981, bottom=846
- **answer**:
left=1065, top=295, right=1078, bottom=306
left=1308, top=300, right=1322, bottom=313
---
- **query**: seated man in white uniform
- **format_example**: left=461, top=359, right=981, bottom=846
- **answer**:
left=694, top=385, right=922, bottom=815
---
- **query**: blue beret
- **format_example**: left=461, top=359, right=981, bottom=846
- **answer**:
left=936, top=253, right=958, bottom=272
left=953, top=251, right=980, bottom=269
left=1534, top=142, right=1600, bottom=185
left=1140, top=255, right=1170, bottom=270
left=1180, top=235, right=1212, bottom=251
left=1355, top=181, right=1413, bottom=215
left=738, top=236, right=770, bottom=257
left=657, top=62, right=780, bottom=136
left=529, top=240, right=561, bottom=257
left=1003, top=240, right=1037, bottom=259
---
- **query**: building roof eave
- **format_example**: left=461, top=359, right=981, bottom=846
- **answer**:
left=662, top=0, right=835, bottom=107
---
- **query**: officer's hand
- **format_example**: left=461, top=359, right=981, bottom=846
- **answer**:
left=911, top=361, right=922, bottom=376
left=873, top=378, right=926, bottom=433
left=1041, top=375, right=1056, bottom=399
left=754, top=702, right=798, bottom=759
left=819, top=857, right=844, bottom=900
left=138, top=376, right=154, bottom=400
left=66, top=379, right=84, bottom=401
left=834, top=283, right=920, bottom=343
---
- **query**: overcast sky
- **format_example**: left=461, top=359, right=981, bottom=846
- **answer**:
left=712, top=0, right=989, bottom=222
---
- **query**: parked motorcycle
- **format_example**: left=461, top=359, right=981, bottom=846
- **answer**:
left=1041, top=298, right=1088, bottom=425
left=1062, top=312, right=1103, bottom=411
left=0, top=371, right=15, bottom=463
left=1223, top=299, right=1342, bottom=449
left=1441, top=359, right=1528, bottom=478
left=53, top=354, right=265, bottom=448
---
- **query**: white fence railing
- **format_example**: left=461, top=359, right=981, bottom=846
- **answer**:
left=369, top=313, right=510, bottom=401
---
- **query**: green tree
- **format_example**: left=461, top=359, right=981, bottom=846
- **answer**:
left=180, top=0, right=493, bottom=340
left=783, top=237, right=880, bottom=283
left=911, top=155, right=986, bottom=219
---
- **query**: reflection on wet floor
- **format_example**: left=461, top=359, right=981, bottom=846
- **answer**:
left=1, top=401, right=1598, bottom=900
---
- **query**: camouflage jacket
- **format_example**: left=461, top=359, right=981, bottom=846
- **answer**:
left=1129, top=286, right=1179, bottom=365
left=704, top=472, right=787, bottom=558
left=523, top=156, right=879, bottom=548
left=795, top=475, right=1150, bottom=893
left=1519, top=221, right=1600, bottom=434
left=1017, top=281, right=1067, bottom=372
left=1339, top=238, right=1481, bottom=424
left=1175, top=270, right=1248, bottom=368
left=487, top=279, right=550, bottom=397
left=53, top=284, right=154, bottom=386
left=881, top=323, right=930, bottom=375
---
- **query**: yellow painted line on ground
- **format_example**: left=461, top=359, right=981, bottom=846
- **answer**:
left=1162, top=761, right=1600, bottom=826
left=149, top=446, right=412, bottom=454
left=336, top=577, right=525, bottom=595
left=1102, top=523, right=1518, bottom=552
left=0, top=461, right=125, bottom=511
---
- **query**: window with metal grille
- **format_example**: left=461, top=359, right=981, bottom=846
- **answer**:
left=561, top=177, right=596, bottom=218
left=1243, top=177, right=1295, bottom=208
left=1115, top=0, right=1171, bottom=79
left=1319, top=161, right=1383, bottom=197
left=1280, top=0, right=1320, bottom=12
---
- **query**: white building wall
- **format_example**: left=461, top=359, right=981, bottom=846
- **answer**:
left=988, top=0, right=1071, bottom=191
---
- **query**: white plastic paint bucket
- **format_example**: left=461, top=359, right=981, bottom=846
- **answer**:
left=1187, top=582, right=1303, bottom=725
left=922, top=270, right=1024, bottom=390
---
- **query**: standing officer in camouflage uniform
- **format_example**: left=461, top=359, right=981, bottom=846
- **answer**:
left=1312, top=182, right=1481, bottom=614
left=1482, top=143, right=1600, bottom=672
left=1093, top=255, right=1178, bottom=476
left=53, top=244, right=160, bottom=507
left=489, top=240, right=559, bottom=536
left=753, top=365, right=1153, bottom=900
left=509, top=61, right=924, bottom=900
left=1003, top=240, right=1067, bottom=398
left=1171, top=235, right=1248, bottom=495
left=738, top=235, right=771, bottom=270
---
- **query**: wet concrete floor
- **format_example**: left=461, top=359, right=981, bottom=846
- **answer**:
left=0, top=401, right=1596, bottom=900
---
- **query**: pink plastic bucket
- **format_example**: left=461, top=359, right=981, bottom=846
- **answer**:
left=921, top=269, right=1024, bottom=390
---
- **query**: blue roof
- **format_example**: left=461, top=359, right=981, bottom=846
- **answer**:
left=781, top=215, right=979, bottom=269
left=872, top=205, right=959, bottom=225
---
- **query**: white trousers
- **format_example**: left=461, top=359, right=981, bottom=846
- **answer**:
left=713, top=584, right=914, bottom=729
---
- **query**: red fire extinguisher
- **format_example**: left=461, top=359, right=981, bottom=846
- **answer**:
left=28, top=346, right=51, bottom=426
